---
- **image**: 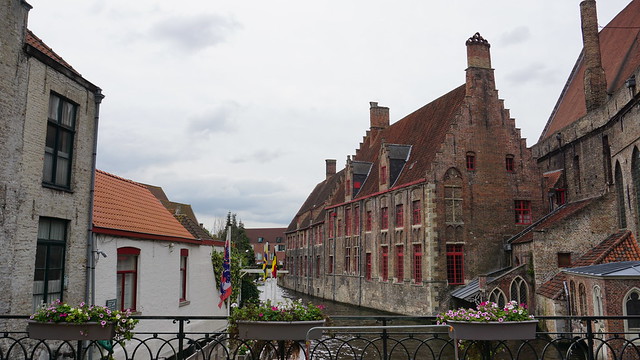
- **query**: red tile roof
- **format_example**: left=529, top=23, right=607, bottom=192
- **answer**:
left=539, top=0, right=640, bottom=140
left=93, top=170, right=196, bottom=242
left=537, top=230, right=640, bottom=299
left=544, top=170, right=563, bottom=190
left=340, top=85, right=466, bottom=203
left=25, top=30, right=80, bottom=76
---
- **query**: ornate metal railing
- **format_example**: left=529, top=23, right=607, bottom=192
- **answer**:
left=2, top=315, right=640, bottom=359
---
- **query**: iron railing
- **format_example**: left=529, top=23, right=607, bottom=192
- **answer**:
left=2, top=315, right=640, bottom=359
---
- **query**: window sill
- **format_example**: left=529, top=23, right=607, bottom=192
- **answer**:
left=42, top=182, right=73, bottom=193
left=179, top=300, right=190, bottom=307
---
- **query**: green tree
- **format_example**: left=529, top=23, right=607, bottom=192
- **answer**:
left=211, top=212, right=259, bottom=306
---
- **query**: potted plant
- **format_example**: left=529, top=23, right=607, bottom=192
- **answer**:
left=229, top=299, right=327, bottom=341
left=437, top=301, right=537, bottom=340
left=28, top=299, right=138, bottom=341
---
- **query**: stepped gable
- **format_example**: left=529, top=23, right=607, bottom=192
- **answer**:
left=539, top=0, right=640, bottom=140
left=93, top=170, right=196, bottom=241
left=353, top=85, right=467, bottom=199
left=537, top=230, right=640, bottom=300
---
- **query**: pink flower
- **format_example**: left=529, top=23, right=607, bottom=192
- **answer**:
left=259, top=313, right=264, bottom=317
left=100, top=320, right=107, bottom=326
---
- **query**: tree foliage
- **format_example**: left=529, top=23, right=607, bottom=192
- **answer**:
left=211, top=212, right=259, bottom=306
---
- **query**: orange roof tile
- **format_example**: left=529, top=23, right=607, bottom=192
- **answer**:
left=540, top=0, right=640, bottom=140
left=537, top=230, right=640, bottom=299
left=25, top=30, right=80, bottom=76
left=93, top=170, right=196, bottom=241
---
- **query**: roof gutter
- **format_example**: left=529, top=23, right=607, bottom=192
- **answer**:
left=85, top=89, right=104, bottom=306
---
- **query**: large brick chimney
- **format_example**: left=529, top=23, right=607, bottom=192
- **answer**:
left=466, top=32, right=491, bottom=69
left=325, top=159, right=336, bottom=179
left=580, top=0, right=607, bottom=111
left=369, top=102, right=389, bottom=130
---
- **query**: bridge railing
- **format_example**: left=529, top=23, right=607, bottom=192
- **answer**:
left=2, top=314, right=640, bottom=359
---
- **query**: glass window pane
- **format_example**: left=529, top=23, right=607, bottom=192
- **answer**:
left=61, top=102, right=75, bottom=127
left=55, top=158, right=69, bottom=186
left=48, top=95, right=60, bottom=121
left=37, top=220, right=50, bottom=240
left=49, top=222, right=65, bottom=241
left=117, top=255, right=136, bottom=271
left=123, top=273, right=135, bottom=310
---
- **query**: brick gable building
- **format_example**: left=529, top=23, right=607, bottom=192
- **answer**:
left=0, top=0, right=102, bottom=315
left=283, top=33, right=542, bottom=314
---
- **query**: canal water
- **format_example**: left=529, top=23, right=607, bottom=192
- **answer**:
left=258, top=278, right=398, bottom=317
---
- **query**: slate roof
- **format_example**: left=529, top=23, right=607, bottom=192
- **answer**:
left=537, top=231, right=640, bottom=300
left=564, top=261, right=640, bottom=277
left=451, top=266, right=514, bottom=302
left=93, top=170, right=196, bottom=242
left=348, top=85, right=467, bottom=201
left=539, top=0, right=640, bottom=140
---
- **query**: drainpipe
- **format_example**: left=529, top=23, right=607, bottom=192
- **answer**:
left=85, top=89, right=103, bottom=305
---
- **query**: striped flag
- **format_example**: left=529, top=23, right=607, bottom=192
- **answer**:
left=218, top=227, right=232, bottom=308
left=271, top=253, right=277, bottom=278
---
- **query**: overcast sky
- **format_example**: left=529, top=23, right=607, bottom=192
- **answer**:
left=27, top=0, right=631, bottom=230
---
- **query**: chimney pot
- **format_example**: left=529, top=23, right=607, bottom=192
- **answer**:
left=466, top=32, right=491, bottom=69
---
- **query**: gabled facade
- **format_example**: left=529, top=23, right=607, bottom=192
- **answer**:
left=283, top=33, right=542, bottom=314
left=245, top=227, right=286, bottom=267
left=92, top=170, right=221, bottom=317
left=0, top=0, right=102, bottom=315
left=522, top=0, right=640, bottom=319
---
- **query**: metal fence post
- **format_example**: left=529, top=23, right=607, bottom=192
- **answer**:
left=177, top=318, right=185, bottom=360
left=381, top=318, right=388, bottom=360
left=585, top=318, right=594, bottom=360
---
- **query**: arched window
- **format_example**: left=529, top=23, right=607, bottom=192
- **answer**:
left=579, top=283, right=587, bottom=316
left=616, top=161, right=627, bottom=228
left=510, top=277, right=528, bottom=305
left=489, top=288, right=507, bottom=308
left=593, top=286, right=603, bottom=317
left=570, top=281, right=577, bottom=316
left=625, top=289, right=640, bottom=332
left=633, top=147, right=640, bottom=226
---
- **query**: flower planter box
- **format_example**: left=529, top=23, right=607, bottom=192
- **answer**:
left=448, top=320, right=538, bottom=341
left=236, top=320, right=325, bottom=341
left=27, top=321, right=115, bottom=340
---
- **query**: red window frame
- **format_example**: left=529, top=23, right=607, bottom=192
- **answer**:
left=515, top=200, right=532, bottom=224
left=556, top=189, right=566, bottom=205
left=381, top=207, right=389, bottom=230
left=396, top=245, right=404, bottom=281
left=354, top=206, right=360, bottom=233
left=506, top=156, right=515, bottom=172
left=328, top=255, right=334, bottom=274
left=316, top=255, right=320, bottom=278
left=446, top=244, right=464, bottom=285
left=395, top=204, right=404, bottom=228
left=412, top=200, right=421, bottom=225
left=365, top=253, right=372, bottom=281
left=380, top=166, right=387, bottom=184
left=413, top=244, right=422, bottom=283
left=179, top=249, right=188, bottom=302
left=381, top=246, right=388, bottom=281
left=366, top=211, right=372, bottom=231
left=466, top=154, right=475, bottom=171
left=117, top=247, right=140, bottom=312
left=329, top=211, right=336, bottom=238
left=345, top=208, right=351, bottom=236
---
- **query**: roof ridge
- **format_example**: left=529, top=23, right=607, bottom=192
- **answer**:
left=96, top=169, right=148, bottom=189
